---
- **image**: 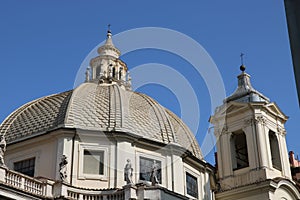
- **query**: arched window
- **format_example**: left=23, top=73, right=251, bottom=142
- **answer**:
left=269, top=131, right=282, bottom=171
left=231, top=131, right=249, bottom=170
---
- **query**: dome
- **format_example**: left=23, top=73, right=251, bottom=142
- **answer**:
left=0, top=82, right=203, bottom=159
left=0, top=29, right=203, bottom=160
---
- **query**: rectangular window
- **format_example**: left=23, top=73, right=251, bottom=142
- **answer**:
left=83, top=150, right=104, bottom=175
left=139, top=156, right=161, bottom=184
left=186, top=172, right=198, bottom=198
left=14, top=157, right=35, bottom=177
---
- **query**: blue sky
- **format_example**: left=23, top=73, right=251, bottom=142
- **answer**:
left=0, top=1, right=298, bottom=164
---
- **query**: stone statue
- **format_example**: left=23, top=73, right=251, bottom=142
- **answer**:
left=59, top=155, right=68, bottom=181
left=0, top=135, right=6, bottom=167
left=150, top=160, right=159, bottom=185
left=125, top=71, right=132, bottom=89
left=85, top=67, right=90, bottom=82
left=124, top=159, right=133, bottom=184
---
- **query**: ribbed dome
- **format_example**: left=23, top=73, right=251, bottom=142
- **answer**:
left=0, top=82, right=202, bottom=159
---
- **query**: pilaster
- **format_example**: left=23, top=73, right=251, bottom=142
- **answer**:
left=278, top=132, right=292, bottom=179
left=55, top=134, right=73, bottom=184
left=172, top=154, right=184, bottom=195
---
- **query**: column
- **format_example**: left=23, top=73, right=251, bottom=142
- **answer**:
left=255, top=118, right=269, bottom=168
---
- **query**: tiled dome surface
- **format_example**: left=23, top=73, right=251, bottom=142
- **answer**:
left=0, top=91, right=72, bottom=143
left=0, top=82, right=202, bottom=159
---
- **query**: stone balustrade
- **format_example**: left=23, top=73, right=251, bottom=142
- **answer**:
left=53, top=182, right=125, bottom=200
left=0, top=166, right=128, bottom=199
left=0, top=166, right=181, bottom=199
left=1, top=167, right=46, bottom=195
left=0, top=166, right=56, bottom=198
left=67, top=189, right=125, bottom=200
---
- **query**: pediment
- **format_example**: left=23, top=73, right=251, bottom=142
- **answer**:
left=211, top=101, right=287, bottom=122
left=264, top=102, right=288, bottom=120
left=224, top=102, right=249, bottom=115
left=225, top=104, right=246, bottom=114
left=214, top=102, right=249, bottom=118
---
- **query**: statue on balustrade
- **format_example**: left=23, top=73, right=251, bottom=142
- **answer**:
left=150, top=160, right=159, bottom=186
left=0, top=135, right=6, bottom=167
left=124, top=159, right=133, bottom=184
left=59, top=155, right=68, bottom=181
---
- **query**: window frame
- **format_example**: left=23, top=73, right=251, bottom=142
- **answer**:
left=13, top=157, right=36, bottom=177
left=184, top=168, right=200, bottom=199
left=136, top=152, right=165, bottom=185
left=83, top=150, right=104, bottom=175
left=8, top=151, right=40, bottom=177
left=78, top=144, right=108, bottom=180
left=139, top=156, right=162, bottom=184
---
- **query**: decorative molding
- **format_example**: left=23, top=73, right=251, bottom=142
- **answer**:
left=213, top=127, right=222, bottom=137
left=254, top=116, right=266, bottom=125
left=243, top=118, right=253, bottom=127
left=277, top=126, right=286, bottom=135
left=221, top=125, right=228, bottom=134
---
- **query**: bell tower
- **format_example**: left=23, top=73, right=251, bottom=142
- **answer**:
left=210, top=65, right=292, bottom=192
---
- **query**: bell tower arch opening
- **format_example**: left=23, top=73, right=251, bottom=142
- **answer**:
left=231, top=131, right=249, bottom=170
left=269, top=130, right=282, bottom=171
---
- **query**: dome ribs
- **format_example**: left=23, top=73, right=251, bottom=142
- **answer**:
left=126, top=92, right=161, bottom=139
left=0, top=82, right=203, bottom=159
left=67, top=83, right=110, bottom=128
left=95, top=85, right=110, bottom=127
left=165, top=110, right=203, bottom=159
left=138, top=93, right=174, bottom=143
left=110, top=85, right=122, bottom=129
left=53, top=91, right=73, bottom=127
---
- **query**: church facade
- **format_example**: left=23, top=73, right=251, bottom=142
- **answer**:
left=0, top=30, right=299, bottom=200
